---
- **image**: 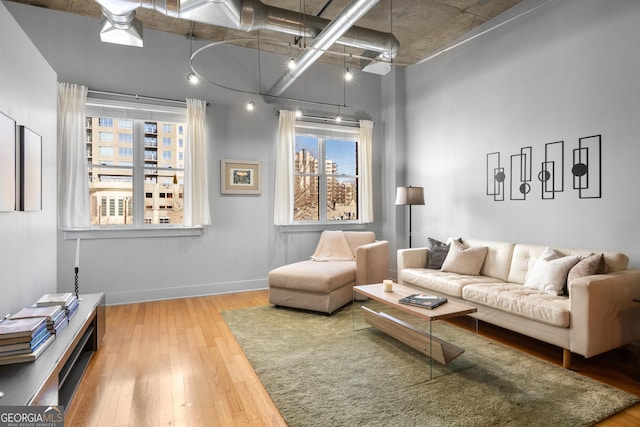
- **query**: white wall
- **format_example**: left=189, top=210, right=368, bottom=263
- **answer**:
left=6, top=2, right=385, bottom=304
left=399, top=0, right=640, bottom=267
left=0, top=1, right=57, bottom=315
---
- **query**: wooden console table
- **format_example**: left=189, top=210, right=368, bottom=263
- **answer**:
left=0, top=293, right=105, bottom=410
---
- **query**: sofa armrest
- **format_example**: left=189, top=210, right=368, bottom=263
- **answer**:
left=569, top=269, right=640, bottom=358
left=396, top=247, right=429, bottom=285
left=355, top=241, right=390, bottom=285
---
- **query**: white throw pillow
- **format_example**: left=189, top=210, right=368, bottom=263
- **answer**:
left=524, top=248, right=580, bottom=295
left=441, top=240, right=488, bottom=276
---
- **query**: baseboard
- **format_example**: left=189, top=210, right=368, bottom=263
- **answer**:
left=103, top=278, right=268, bottom=305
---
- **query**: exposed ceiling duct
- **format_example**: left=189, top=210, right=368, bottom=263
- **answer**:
left=267, top=0, right=380, bottom=96
left=95, top=0, right=399, bottom=87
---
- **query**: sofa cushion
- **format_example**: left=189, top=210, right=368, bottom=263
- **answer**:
left=462, top=239, right=515, bottom=282
left=269, top=260, right=356, bottom=293
left=426, top=237, right=459, bottom=269
left=400, top=268, right=501, bottom=298
left=524, top=248, right=580, bottom=295
left=441, top=240, right=488, bottom=276
left=462, top=283, right=571, bottom=328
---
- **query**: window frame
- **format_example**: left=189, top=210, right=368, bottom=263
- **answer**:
left=68, top=97, right=201, bottom=239
left=293, top=121, right=362, bottom=226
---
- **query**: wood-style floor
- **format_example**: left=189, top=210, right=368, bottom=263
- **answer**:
left=65, top=290, right=640, bottom=426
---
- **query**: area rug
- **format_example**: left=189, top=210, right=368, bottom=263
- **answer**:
left=222, top=304, right=639, bottom=427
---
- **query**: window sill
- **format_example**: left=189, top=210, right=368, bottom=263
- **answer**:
left=277, top=223, right=368, bottom=233
left=63, top=226, right=203, bottom=240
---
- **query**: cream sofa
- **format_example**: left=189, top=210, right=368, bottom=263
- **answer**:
left=269, top=231, right=389, bottom=314
left=397, top=238, right=640, bottom=367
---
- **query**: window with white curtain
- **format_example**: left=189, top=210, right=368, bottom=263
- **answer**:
left=85, top=98, right=187, bottom=227
left=293, top=122, right=360, bottom=223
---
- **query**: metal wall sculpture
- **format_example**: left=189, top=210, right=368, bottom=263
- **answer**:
left=540, top=141, right=564, bottom=200
left=487, top=135, right=602, bottom=201
left=572, top=134, right=601, bottom=199
left=486, top=152, right=504, bottom=201
left=510, top=146, right=532, bottom=200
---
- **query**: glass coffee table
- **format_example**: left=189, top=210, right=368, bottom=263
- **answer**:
left=353, top=283, right=478, bottom=379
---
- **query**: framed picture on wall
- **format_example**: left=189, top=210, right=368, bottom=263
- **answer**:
left=18, top=125, right=42, bottom=211
left=0, top=111, right=16, bottom=212
left=221, top=159, right=261, bottom=195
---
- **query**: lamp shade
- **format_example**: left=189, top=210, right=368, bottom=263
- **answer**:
left=395, top=186, right=425, bottom=206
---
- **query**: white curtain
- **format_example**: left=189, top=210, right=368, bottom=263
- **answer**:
left=359, top=119, right=374, bottom=223
left=184, top=98, right=211, bottom=227
left=58, top=82, right=90, bottom=229
left=273, top=110, right=297, bottom=225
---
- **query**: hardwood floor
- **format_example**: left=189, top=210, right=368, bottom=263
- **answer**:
left=65, top=290, right=640, bottom=426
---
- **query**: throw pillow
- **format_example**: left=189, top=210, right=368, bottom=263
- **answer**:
left=524, top=248, right=580, bottom=296
left=440, top=240, right=488, bottom=276
left=426, top=237, right=461, bottom=269
left=566, top=253, right=607, bottom=295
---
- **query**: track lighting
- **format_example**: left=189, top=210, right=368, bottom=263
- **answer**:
left=335, top=114, right=342, bottom=123
left=296, top=108, right=303, bottom=118
left=187, top=72, right=198, bottom=84
left=344, top=67, right=353, bottom=82
left=288, top=57, right=296, bottom=70
left=246, top=100, right=256, bottom=111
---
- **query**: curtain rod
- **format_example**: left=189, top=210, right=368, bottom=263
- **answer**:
left=87, top=89, right=187, bottom=106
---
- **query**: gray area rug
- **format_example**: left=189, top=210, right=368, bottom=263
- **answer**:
left=222, top=304, right=639, bottom=426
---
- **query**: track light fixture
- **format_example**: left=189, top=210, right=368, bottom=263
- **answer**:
left=344, top=67, right=353, bottom=82
left=187, top=72, right=198, bottom=84
left=296, top=108, right=303, bottom=118
left=246, top=100, right=256, bottom=111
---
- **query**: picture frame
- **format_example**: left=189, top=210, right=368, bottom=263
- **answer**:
left=18, top=125, right=42, bottom=211
left=0, top=111, right=16, bottom=212
left=221, top=159, right=261, bottom=195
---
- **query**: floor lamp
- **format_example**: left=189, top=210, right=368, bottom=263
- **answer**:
left=395, top=186, right=425, bottom=248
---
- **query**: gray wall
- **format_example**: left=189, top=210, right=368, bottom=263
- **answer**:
left=0, top=1, right=57, bottom=316
left=5, top=2, right=386, bottom=305
left=399, top=0, right=640, bottom=267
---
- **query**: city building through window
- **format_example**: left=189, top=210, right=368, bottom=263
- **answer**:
left=293, top=123, right=359, bottom=223
left=85, top=103, right=186, bottom=227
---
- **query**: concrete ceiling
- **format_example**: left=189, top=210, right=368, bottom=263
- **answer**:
left=7, top=0, right=524, bottom=67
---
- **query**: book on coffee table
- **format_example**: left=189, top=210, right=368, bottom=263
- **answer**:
left=398, top=293, right=448, bottom=309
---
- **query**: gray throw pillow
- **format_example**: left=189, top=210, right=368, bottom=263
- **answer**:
left=426, top=237, right=461, bottom=269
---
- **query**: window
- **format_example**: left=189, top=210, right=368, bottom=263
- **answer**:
left=119, top=120, right=133, bottom=129
left=293, top=123, right=359, bottom=223
left=85, top=102, right=186, bottom=228
left=99, top=132, right=114, bottom=142
left=99, top=146, right=114, bottom=156
left=98, top=117, right=113, bottom=127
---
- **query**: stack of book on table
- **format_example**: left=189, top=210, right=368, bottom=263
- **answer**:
left=0, top=316, right=54, bottom=366
left=36, top=293, right=80, bottom=322
left=10, top=305, right=68, bottom=335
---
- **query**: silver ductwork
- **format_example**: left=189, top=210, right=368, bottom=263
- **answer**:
left=267, top=0, right=380, bottom=96
left=95, top=0, right=399, bottom=83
